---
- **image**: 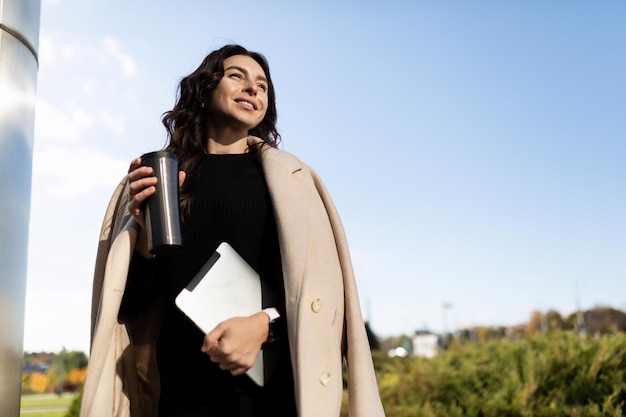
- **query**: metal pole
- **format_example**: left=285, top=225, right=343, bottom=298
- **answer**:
left=0, top=1, right=41, bottom=415
left=574, top=283, right=586, bottom=337
left=441, top=302, right=451, bottom=346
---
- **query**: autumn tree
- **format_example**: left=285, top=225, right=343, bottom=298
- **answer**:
left=526, top=310, right=544, bottom=336
left=545, top=310, right=566, bottom=331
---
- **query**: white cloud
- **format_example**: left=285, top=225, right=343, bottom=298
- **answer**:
left=100, top=110, right=125, bottom=136
left=124, top=90, right=138, bottom=102
left=60, top=43, right=77, bottom=62
left=81, top=80, right=95, bottom=93
left=102, top=36, right=137, bottom=77
left=40, top=34, right=77, bottom=64
left=38, top=34, right=57, bottom=68
left=34, top=99, right=95, bottom=143
left=33, top=145, right=127, bottom=196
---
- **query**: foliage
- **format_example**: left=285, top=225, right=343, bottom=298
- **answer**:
left=22, top=351, right=88, bottom=394
left=28, top=372, right=51, bottom=393
left=366, top=321, right=381, bottom=351
left=374, top=331, right=626, bottom=417
left=62, top=351, right=89, bottom=369
left=68, top=368, right=87, bottom=386
left=64, top=389, right=83, bottom=417
left=26, top=323, right=626, bottom=417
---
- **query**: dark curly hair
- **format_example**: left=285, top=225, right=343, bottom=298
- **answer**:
left=161, top=44, right=280, bottom=223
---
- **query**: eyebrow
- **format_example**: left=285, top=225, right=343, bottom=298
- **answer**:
left=224, top=65, right=268, bottom=84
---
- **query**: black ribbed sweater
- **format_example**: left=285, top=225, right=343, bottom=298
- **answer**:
left=120, top=152, right=296, bottom=417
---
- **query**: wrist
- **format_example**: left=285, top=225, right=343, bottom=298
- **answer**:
left=262, top=308, right=281, bottom=343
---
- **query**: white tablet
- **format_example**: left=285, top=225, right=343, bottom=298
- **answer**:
left=175, top=241, right=271, bottom=386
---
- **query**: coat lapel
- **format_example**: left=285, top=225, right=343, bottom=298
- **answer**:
left=257, top=143, right=308, bottom=306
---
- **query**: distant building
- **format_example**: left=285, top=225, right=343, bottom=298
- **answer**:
left=22, top=363, right=50, bottom=373
left=411, top=330, right=439, bottom=358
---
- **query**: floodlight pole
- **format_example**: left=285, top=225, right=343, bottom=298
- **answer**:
left=441, top=303, right=448, bottom=336
left=0, top=1, right=41, bottom=416
left=574, top=282, right=586, bottom=337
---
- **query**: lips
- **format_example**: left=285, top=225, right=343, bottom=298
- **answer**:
left=235, top=98, right=257, bottom=110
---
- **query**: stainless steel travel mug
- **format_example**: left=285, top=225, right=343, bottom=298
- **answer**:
left=141, top=151, right=183, bottom=255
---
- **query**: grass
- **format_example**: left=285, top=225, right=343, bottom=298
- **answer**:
left=20, top=412, right=66, bottom=417
left=20, top=393, right=76, bottom=417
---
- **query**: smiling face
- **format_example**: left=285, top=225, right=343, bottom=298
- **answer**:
left=207, top=55, right=269, bottom=139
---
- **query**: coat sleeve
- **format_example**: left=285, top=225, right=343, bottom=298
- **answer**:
left=310, top=170, right=386, bottom=417
left=89, top=177, right=132, bottom=343
left=81, top=177, right=144, bottom=417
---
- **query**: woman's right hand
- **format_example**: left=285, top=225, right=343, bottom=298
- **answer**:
left=127, top=157, right=186, bottom=258
left=127, top=157, right=158, bottom=228
left=127, top=157, right=158, bottom=258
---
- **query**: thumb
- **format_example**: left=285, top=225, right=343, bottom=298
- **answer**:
left=201, top=325, right=223, bottom=353
left=179, top=171, right=186, bottom=187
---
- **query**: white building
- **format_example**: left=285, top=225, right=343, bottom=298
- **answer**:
left=411, top=330, right=439, bottom=358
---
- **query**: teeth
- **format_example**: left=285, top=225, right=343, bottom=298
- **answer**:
left=239, top=100, right=254, bottom=109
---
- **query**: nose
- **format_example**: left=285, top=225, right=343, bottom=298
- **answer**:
left=243, top=80, right=258, bottom=95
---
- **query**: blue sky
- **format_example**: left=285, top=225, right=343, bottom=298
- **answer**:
left=24, top=0, right=626, bottom=354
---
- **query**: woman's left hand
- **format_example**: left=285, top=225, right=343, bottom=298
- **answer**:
left=201, top=312, right=269, bottom=376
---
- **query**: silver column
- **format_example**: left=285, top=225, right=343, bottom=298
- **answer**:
left=0, top=0, right=41, bottom=415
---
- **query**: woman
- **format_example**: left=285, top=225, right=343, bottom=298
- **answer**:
left=80, top=44, right=385, bottom=417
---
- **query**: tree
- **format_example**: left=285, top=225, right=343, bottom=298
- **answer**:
left=545, top=310, right=566, bottom=331
left=29, top=372, right=50, bottom=393
left=64, top=351, right=88, bottom=369
left=526, top=310, right=544, bottom=336
left=365, top=321, right=381, bottom=350
left=585, top=306, right=626, bottom=335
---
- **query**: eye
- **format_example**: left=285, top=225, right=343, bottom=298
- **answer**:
left=257, top=83, right=268, bottom=92
left=228, top=72, right=243, bottom=80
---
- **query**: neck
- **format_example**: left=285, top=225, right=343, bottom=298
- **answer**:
left=205, top=133, right=249, bottom=154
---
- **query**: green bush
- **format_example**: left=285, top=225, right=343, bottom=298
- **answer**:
left=64, top=389, right=82, bottom=417
left=65, top=332, right=626, bottom=416
left=375, top=331, right=626, bottom=417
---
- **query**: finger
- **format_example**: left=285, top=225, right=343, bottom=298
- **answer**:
left=127, top=157, right=142, bottom=174
left=179, top=171, right=186, bottom=187
left=230, top=366, right=248, bottom=376
left=129, top=186, right=156, bottom=215
left=128, top=166, right=156, bottom=185
left=218, top=362, right=237, bottom=371
left=129, top=178, right=157, bottom=201
left=208, top=353, right=226, bottom=364
left=201, top=329, right=222, bottom=353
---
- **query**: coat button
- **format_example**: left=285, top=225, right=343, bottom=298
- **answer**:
left=311, top=298, right=322, bottom=313
left=319, top=373, right=331, bottom=386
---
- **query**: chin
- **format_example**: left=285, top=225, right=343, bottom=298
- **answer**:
left=239, top=118, right=264, bottom=131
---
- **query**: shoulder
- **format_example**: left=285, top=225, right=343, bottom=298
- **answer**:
left=259, top=144, right=306, bottom=173
left=250, top=137, right=328, bottom=190
left=259, top=145, right=321, bottom=183
left=249, top=135, right=315, bottom=174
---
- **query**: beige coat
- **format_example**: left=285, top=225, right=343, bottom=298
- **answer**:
left=80, top=138, right=386, bottom=417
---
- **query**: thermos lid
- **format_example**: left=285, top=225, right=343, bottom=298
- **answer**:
left=141, top=150, right=178, bottom=162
